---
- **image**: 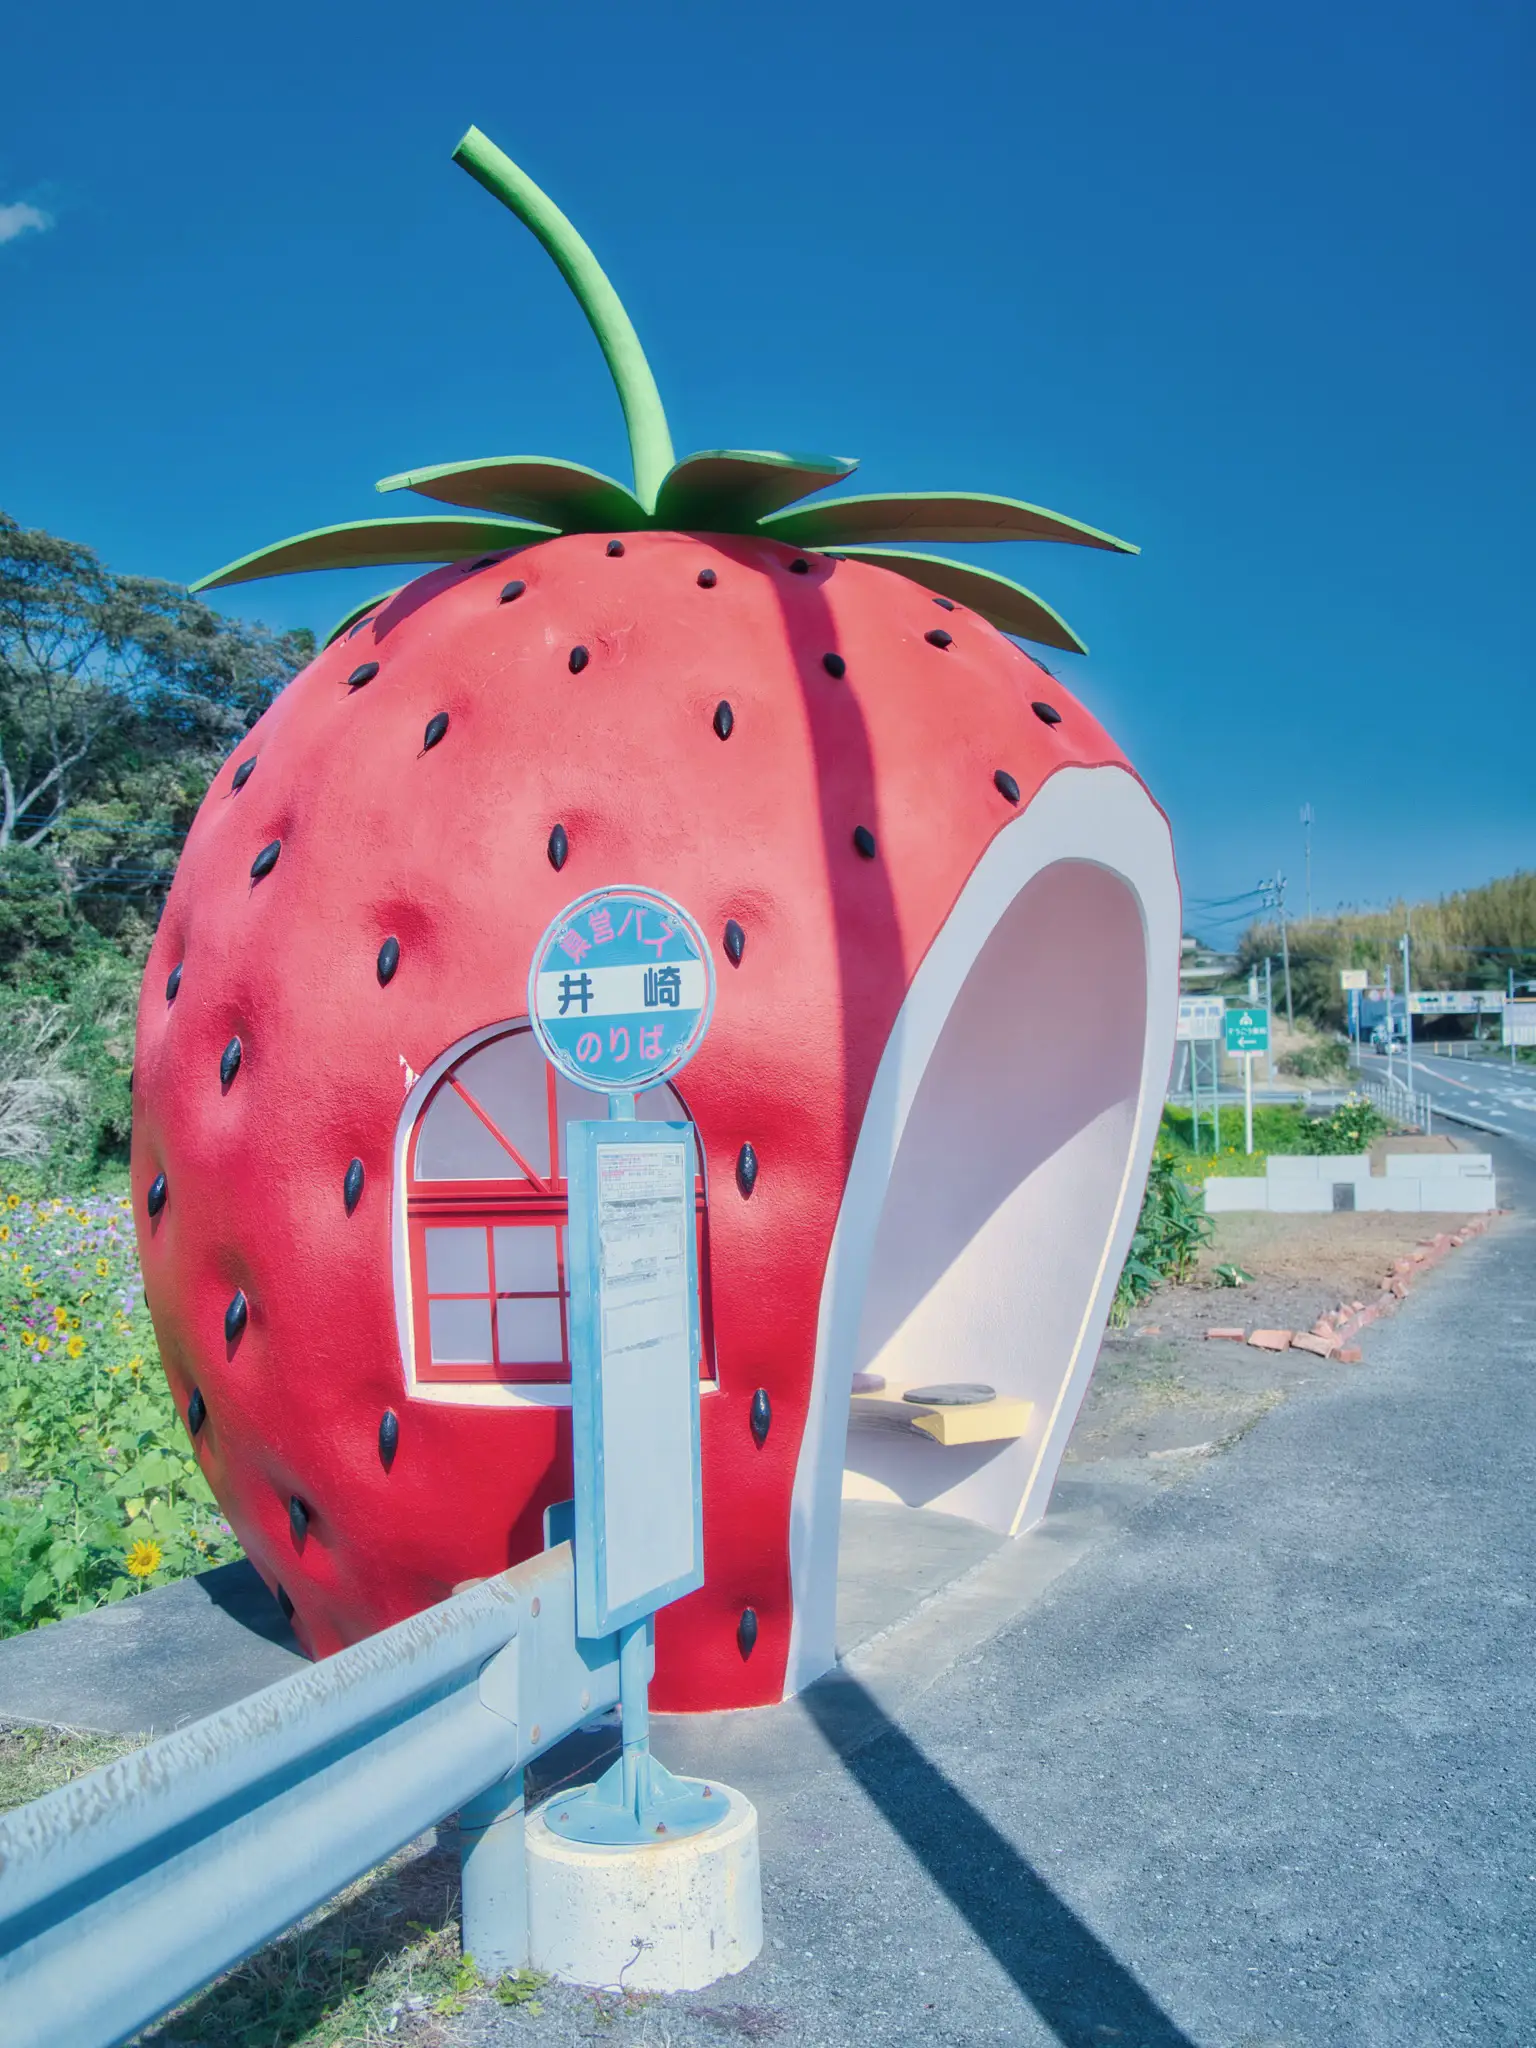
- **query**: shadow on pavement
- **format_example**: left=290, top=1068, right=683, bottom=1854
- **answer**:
left=803, top=1672, right=1201, bottom=2048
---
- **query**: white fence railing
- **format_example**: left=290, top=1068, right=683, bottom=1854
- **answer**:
left=1358, top=1074, right=1433, bottom=1134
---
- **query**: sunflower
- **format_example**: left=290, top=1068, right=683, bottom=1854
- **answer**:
left=95, top=1259, right=110, bottom=1278
left=53, top=1305, right=69, bottom=1328
left=124, top=1539, right=162, bottom=1579
left=66, top=1335, right=85, bottom=1359
left=5, top=1195, right=17, bottom=1209
left=36, top=1336, right=50, bottom=1353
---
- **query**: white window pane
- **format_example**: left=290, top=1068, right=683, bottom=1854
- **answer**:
left=496, top=1296, right=566, bottom=1364
left=494, top=1225, right=561, bottom=1295
left=430, top=1297, right=494, bottom=1364
left=555, top=1070, right=607, bottom=1174
left=452, top=1030, right=551, bottom=1179
left=553, top=1074, right=694, bottom=1173
left=425, top=1227, right=489, bottom=1293
left=415, top=1083, right=522, bottom=1182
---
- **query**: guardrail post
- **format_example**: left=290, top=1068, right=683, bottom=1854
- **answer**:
left=458, top=1768, right=528, bottom=1976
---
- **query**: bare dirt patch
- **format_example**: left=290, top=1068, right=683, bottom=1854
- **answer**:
left=1067, top=1208, right=1493, bottom=1469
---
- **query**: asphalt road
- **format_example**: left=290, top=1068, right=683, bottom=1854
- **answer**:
left=1359, top=1046, right=1536, bottom=1151
left=480, top=1195, right=1534, bottom=2046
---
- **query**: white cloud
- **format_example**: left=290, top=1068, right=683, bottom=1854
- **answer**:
left=0, top=202, right=53, bottom=247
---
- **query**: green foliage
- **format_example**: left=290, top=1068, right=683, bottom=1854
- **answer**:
left=1111, top=1151, right=1214, bottom=1325
left=0, top=510, right=310, bottom=1172
left=1239, top=870, right=1536, bottom=1029
left=0, top=1188, right=239, bottom=1634
left=1280, top=1036, right=1351, bottom=1080
left=1292, top=1096, right=1389, bottom=1154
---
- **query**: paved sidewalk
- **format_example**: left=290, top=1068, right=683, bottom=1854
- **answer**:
left=499, top=1210, right=1533, bottom=2046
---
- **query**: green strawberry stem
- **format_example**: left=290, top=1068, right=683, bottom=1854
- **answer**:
left=453, top=126, right=677, bottom=514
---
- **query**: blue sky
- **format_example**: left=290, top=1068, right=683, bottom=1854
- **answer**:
left=2, top=0, right=1528, bottom=941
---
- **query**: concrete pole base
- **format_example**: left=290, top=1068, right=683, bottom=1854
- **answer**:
left=525, top=1780, right=761, bottom=1991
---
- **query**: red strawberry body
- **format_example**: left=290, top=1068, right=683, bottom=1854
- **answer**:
left=134, top=530, right=1147, bottom=1710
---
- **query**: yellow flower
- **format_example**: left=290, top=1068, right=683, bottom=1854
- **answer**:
left=53, top=1306, right=69, bottom=1328
left=5, top=1194, right=17, bottom=1209
left=36, top=1337, right=50, bottom=1353
left=0, top=1226, right=9, bottom=1242
left=124, top=1539, right=162, bottom=1579
left=128, top=1355, right=143, bottom=1377
left=21, top=1332, right=34, bottom=1348
left=66, top=1335, right=85, bottom=1359
left=95, top=1259, right=109, bottom=1278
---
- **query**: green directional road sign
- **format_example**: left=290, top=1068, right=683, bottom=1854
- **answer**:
left=1224, top=1005, right=1270, bottom=1055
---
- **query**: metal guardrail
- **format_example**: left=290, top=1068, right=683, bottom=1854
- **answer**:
left=1359, top=1075, right=1433, bottom=1134
left=0, top=1540, right=623, bottom=2048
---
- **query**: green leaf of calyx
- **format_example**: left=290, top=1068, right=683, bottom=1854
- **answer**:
left=826, top=548, right=1089, bottom=653
left=758, top=491, right=1137, bottom=554
left=377, top=456, right=646, bottom=533
left=191, top=516, right=553, bottom=593
left=652, top=451, right=859, bottom=532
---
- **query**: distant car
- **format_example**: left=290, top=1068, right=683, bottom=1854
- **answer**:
left=1371, top=1023, right=1404, bottom=1051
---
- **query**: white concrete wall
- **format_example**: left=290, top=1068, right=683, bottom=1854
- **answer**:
left=784, top=765, right=1181, bottom=1698
left=1204, top=1153, right=1496, bottom=1213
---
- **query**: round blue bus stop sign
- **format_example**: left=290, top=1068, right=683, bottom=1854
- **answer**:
left=528, top=886, right=715, bottom=1094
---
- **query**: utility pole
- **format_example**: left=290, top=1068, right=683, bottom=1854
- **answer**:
left=1261, top=873, right=1294, bottom=1032
left=1300, top=804, right=1313, bottom=923
left=1264, top=956, right=1275, bottom=1080
left=1401, top=927, right=1414, bottom=1095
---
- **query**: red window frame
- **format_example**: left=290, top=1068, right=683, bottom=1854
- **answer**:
left=406, top=1026, right=714, bottom=1387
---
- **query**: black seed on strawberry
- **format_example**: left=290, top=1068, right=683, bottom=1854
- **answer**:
left=277, top=1585, right=294, bottom=1620
left=187, top=1387, right=206, bottom=1437
left=925, top=628, right=953, bottom=649
left=789, top=560, right=809, bottom=575
left=737, top=1606, right=759, bottom=1658
left=713, top=700, right=734, bottom=740
left=723, top=919, right=746, bottom=965
left=347, top=617, right=374, bottom=638
left=568, top=645, right=589, bottom=674
left=347, top=661, right=380, bottom=689
left=548, top=823, right=569, bottom=871
left=750, top=1388, right=771, bottom=1447
left=994, top=770, right=1021, bottom=804
left=225, top=1289, right=248, bottom=1344
left=166, top=962, right=183, bottom=1001
left=736, top=1143, right=759, bottom=1196
left=1032, top=700, right=1063, bottom=726
left=499, top=578, right=527, bottom=604
left=468, top=554, right=499, bottom=571
left=606, top=539, right=625, bottom=557
left=232, top=758, right=257, bottom=791
left=220, top=1037, right=243, bottom=1087
left=377, top=936, right=400, bottom=985
left=822, top=653, right=846, bottom=679
left=697, top=568, right=717, bottom=588
left=853, top=825, right=877, bottom=859
left=933, top=597, right=955, bottom=611
left=423, top=711, right=449, bottom=751
left=344, top=1158, right=365, bottom=1213
left=289, top=1495, right=309, bottom=1544
left=379, top=1409, right=400, bottom=1467
left=250, top=839, right=282, bottom=882
left=147, top=1172, right=168, bottom=1219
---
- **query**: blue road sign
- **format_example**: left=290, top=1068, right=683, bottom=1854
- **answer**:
left=528, top=886, right=715, bottom=1094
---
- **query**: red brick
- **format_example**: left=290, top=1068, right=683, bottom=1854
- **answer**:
left=1338, top=1345, right=1363, bottom=1363
left=1291, top=1333, right=1340, bottom=1358
left=1206, top=1327, right=1247, bottom=1342
left=1247, top=1329, right=1294, bottom=1351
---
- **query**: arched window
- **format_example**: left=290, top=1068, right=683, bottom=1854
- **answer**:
left=405, top=1023, right=714, bottom=1389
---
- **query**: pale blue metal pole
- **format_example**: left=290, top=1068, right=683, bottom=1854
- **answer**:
left=604, top=1086, right=655, bottom=1824
left=459, top=1769, right=528, bottom=1974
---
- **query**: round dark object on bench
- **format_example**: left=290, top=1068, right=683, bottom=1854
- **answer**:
left=901, top=1382, right=996, bottom=1407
